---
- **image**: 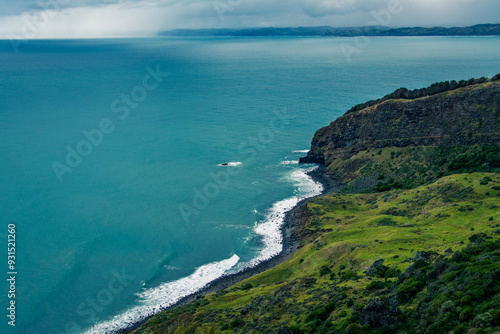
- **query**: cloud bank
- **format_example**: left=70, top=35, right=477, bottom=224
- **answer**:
left=0, top=0, right=498, bottom=38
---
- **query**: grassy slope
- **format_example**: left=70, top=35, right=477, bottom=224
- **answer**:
left=327, top=144, right=500, bottom=192
left=128, top=172, right=500, bottom=334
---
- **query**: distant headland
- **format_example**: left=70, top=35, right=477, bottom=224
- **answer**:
left=160, top=23, right=500, bottom=37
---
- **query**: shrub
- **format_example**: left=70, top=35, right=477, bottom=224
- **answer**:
left=439, top=300, right=455, bottom=315
left=453, top=324, right=467, bottom=334
left=345, top=324, right=364, bottom=334
left=397, top=279, right=424, bottom=301
left=469, top=233, right=487, bottom=243
left=320, top=265, right=332, bottom=276
left=325, top=302, right=336, bottom=313
left=459, top=307, right=474, bottom=322
left=230, top=318, right=245, bottom=329
left=366, top=280, right=386, bottom=291
left=384, top=268, right=400, bottom=278
left=460, top=295, right=472, bottom=305
left=474, top=312, right=493, bottom=328
left=341, top=270, right=358, bottom=280
left=480, top=176, right=492, bottom=185
left=375, top=178, right=403, bottom=192
left=306, top=306, right=329, bottom=322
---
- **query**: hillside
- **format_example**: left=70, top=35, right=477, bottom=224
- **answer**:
left=121, top=174, right=500, bottom=334
left=120, top=78, right=500, bottom=334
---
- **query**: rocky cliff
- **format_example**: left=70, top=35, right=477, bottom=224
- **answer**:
left=301, top=80, right=500, bottom=167
left=300, top=79, right=500, bottom=191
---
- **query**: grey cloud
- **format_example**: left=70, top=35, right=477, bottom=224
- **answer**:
left=301, top=0, right=389, bottom=17
left=0, top=0, right=498, bottom=38
left=0, top=0, right=121, bottom=15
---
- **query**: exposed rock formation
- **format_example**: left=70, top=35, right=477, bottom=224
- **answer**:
left=300, top=81, right=500, bottom=167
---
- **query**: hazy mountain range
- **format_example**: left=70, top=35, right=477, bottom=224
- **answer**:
left=160, top=23, right=500, bottom=37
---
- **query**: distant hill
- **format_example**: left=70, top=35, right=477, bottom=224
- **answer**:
left=160, top=24, right=500, bottom=37
left=380, top=24, right=500, bottom=36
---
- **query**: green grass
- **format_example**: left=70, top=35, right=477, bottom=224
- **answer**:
left=327, top=144, right=500, bottom=192
left=124, top=173, right=500, bottom=334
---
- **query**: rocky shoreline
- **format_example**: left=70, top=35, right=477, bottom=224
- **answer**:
left=117, top=165, right=338, bottom=333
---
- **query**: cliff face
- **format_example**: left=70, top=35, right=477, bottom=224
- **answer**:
left=300, top=81, right=500, bottom=168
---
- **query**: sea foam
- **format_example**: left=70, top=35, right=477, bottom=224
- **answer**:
left=84, top=254, right=240, bottom=333
left=242, top=166, right=323, bottom=269
left=217, top=162, right=242, bottom=167
left=280, top=160, right=299, bottom=165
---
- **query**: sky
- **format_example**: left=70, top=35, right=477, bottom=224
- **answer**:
left=0, top=0, right=499, bottom=38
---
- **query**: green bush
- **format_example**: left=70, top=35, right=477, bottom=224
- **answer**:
left=459, top=307, right=474, bottom=322
left=320, top=265, right=332, bottom=276
left=345, top=323, right=365, bottom=334
left=474, top=312, right=493, bottom=328
left=453, top=324, right=467, bottom=334
left=385, top=268, right=400, bottom=278
left=439, top=300, right=455, bottom=315
left=460, top=295, right=472, bottom=305
left=480, top=176, right=492, bottom=185
left=375, top=178, right=403, bottom=192
left=325, top=302, right=336, bottom=313
left=341, top=270, right=359, bottom=280
left=230, top=318, right=245, bottom=329
left=397, top=278, right=424, bottom=301
left=306, top=306, right=329, bottom=323
left=366, top=280, right=386, bottom=291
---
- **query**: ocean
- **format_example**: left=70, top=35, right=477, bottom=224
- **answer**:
left=0, top=36, right=499, bottom=334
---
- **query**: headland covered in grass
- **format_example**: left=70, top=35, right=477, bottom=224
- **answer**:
left=119, top=77, right=500, bottom=333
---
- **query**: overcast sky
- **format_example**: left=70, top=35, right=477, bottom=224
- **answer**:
left=0, top=0, right=499, bottom=38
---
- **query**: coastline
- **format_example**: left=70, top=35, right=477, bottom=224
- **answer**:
left=117, top=165, right=339, bottom=333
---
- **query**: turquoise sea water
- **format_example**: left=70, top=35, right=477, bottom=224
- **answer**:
left=0, top=36, right=499, bottom=333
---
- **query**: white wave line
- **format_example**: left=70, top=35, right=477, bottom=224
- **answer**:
left=242, top=166, right=323, bottom=269
left=84, top=254, right=240, bottom=334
